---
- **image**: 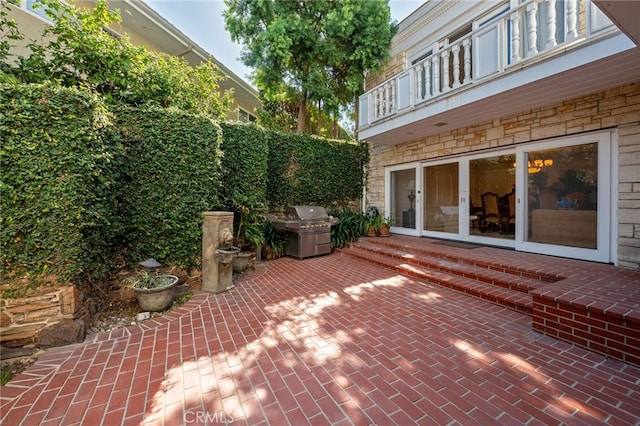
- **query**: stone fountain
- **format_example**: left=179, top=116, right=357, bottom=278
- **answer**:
left=202, top=211, right=240, bottom=293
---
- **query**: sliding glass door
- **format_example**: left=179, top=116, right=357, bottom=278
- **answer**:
left=388, top=167, right=418, bottom=234
left=385, top=131, right=612, bottom=262
left=516, top=132, right=611, bottom=262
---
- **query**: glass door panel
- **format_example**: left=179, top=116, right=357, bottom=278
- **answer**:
left=423, top=162, right=459, bottom=234
left=525, top=143, right=598, bottom=249
left=469, top=154, right=516, bottom=240
left=390, top=168, right=417, bottom=230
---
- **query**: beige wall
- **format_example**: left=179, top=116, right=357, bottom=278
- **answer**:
left=366, top=82, right=640, bottom=269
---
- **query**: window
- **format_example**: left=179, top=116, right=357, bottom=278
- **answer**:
left=238, top=108, right=257, bottom=123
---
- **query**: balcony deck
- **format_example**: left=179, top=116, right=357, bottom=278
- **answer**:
left=359, top=0, right=640, bottom=145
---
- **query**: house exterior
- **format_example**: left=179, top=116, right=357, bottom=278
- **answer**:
left=359, top=0, right=640, bottom=269
left=7, top=0, right=260, bottom=122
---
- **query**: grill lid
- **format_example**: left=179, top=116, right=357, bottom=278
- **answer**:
left=284, top=205, right=329, bottom=221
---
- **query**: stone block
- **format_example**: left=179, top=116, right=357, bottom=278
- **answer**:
left=618, top=224, right=634, bottom=238
left=37, top=319, right=85, bottom=348
left=531, top=123, right=566, bottom=140
left=0, top=312, right=12, bottom=327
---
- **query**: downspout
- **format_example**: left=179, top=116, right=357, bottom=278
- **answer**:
left=175, top=44, right=193, bottom=57
left=362, top=164, right=367, bottom=213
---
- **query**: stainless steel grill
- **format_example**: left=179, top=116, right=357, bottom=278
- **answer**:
left=270, top=206, right=338, bottom=259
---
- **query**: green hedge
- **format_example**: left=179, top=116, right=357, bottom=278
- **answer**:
left=0, top=84, right=118, bottom=290
left=114, top=106, right=223, bottom=270
left=266, top=131, right=368, bottom=210
left=219, top=122, right=269, bottom=208
left=1, top=83, right=368, bottom=295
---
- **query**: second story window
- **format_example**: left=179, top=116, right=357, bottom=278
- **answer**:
left=238, top=108, right=257, bottom=123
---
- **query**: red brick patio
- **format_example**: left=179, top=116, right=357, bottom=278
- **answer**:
left=1, top=237, right=639, bottom=425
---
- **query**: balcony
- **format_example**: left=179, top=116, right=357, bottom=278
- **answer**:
left=358, top=0, right=640, bottom=145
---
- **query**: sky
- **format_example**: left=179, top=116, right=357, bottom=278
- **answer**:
left=144, top=0, right=424, bottom=87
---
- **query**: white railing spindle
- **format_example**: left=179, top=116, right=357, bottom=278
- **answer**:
left=463, top=38, right=471, bottom=84
left=547, top=0, right=557, bottom=48
left=566, top=0, right=578, bottom=40
left=441, top=50, right=450, bottom=91
left=527, top=2, right=539, bottom=56
left=424, top=60, right=432, bottom=100
left=433, top=54, right=441, bottom=95
left=452, top=44, right=461, bottom=88
left=416, top=63, right=424, bottom=102
left=511, top=10, right=522, bottom=63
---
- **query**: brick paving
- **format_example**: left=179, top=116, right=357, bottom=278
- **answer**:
left=2, top=246, right=640, bottom=425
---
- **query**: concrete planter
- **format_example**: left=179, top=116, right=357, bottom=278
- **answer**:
left=133, top=275, right=179, bottom=312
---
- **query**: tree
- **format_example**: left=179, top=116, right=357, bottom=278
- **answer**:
left=4, top=0, right=231, bottom=120
left=224, top=0, right=396, bottom=134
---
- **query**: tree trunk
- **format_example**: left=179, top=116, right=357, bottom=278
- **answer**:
left=332, top=118, right=339, bottom=139
left=296, top=96, right=306, bottom=134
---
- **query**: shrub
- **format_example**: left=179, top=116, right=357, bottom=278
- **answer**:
left=114, top=106, right=223, bottom=270
left=0, top=83, right=118, bottom=293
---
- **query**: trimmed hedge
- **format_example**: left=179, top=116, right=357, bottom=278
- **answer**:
left=266, top=131, right=368, bottom=210
left=114, top=106, right=223, bottom=270
left=1, top=83, right=368, bottom=295
left=219, top=122, right=269, bottom=208
left=0, top=84, right=118, bottom=290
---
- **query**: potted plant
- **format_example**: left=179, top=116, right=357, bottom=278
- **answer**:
left=122, top=270, right=179, bottom=312
left=378, top=216, right=394, bottom=237
left=366, top=214, right=381, bottom=237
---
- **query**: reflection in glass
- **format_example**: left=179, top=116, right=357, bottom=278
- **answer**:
left=390, top=169, right=416, bottom=229
left=469, top=155, right=516, bottom=239
left=423, top=163, right=459, bottom=233
left=526, top=143, right=598, bottom=249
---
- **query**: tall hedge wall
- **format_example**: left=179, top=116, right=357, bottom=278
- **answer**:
left=1, top=83, right=367, bottom=295
left=0, top=84, right=118, bottom=289
left=114, top=107, right=223, bottom=270
left=219, top=122, right=269, bottom=208
left=266, top=131, right=368, bottom=210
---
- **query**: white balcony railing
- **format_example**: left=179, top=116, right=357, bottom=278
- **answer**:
left=359, top=0, right=614, bottom=129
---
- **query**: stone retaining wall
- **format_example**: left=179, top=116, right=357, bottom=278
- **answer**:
left=0, top=284, right=100, bottom=349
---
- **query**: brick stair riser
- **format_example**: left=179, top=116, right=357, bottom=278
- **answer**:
left=362, top=239, right=559, bottom=283
left=351, top=242, right=534, bottom=294
left=341, top=248, right=532, bottom=315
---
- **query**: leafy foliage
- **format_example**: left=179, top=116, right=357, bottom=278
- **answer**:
left=219, top=122, right=269, bottom=209
left=7, top=0, right=231, bottom=119
left=265, top=131, right=369, bottom=210
left=224, top=0, right=396, bottom=133
left=329, top=208, right=368, bottom=249
left=114, top=106, right=223, bottom=270
left=121, top=270, right=177, bottom=290
left=0, top=0, right=22, bottom=78
left=0, top=84, right=119, bottom=291
left=1, top=84, right=367, bottom=295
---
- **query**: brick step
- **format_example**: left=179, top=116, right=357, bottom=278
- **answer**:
left=349, top=238, right=547, bottom=294
left=340, top=241, right=533, bottom=314
left=365, top=237, right=560, bottom=284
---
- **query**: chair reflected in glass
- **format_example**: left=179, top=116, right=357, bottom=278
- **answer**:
left=500, top=192, right=516, bottom=234
left=480, top=192, right=500, bottom=232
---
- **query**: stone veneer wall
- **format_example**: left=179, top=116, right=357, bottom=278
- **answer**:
left=1, top=286, right=77, bottom=344
left=0, top=284, right=103, bottom=348
left=366, top=82, right=640, bottom=269
left=364, top=52, right=406, bottom=91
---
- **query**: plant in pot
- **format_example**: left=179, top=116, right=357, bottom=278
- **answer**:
left=366, top=214, right=381, bottom=237
left=122, top=270, right=179, bottom=312
left=233, top=201, right=266, bottom=273
left=378, top=216, right=394, bottom=237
